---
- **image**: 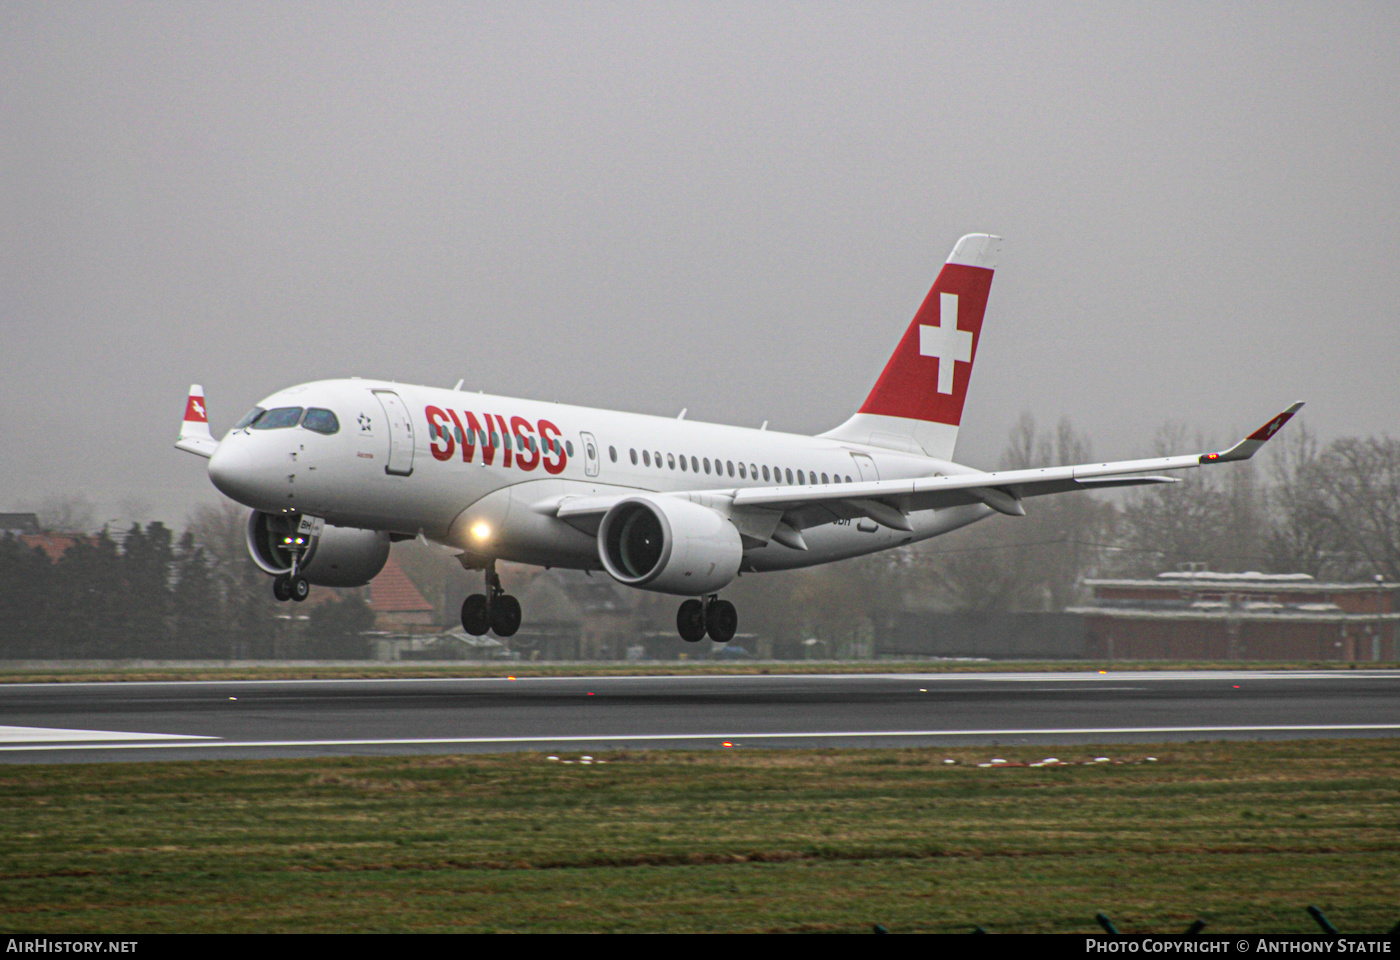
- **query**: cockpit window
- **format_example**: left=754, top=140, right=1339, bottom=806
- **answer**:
left=301, top=408, right=340, bottom=435
left=234, top=407, right=266, bottom=430
left=250, top=406, right=303, bottom=430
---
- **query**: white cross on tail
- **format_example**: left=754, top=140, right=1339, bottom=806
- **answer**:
left=919, top=292, right=973, bottom=394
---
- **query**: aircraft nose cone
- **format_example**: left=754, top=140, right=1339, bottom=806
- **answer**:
left=208, top=441, right=261, bottom=506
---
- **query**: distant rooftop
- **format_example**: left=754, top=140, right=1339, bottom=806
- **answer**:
left=1156, top=571, right=1316, bottom=582
left=0, top=513, right=40, bottom=535
left=368, top=556, right=433, bottom=613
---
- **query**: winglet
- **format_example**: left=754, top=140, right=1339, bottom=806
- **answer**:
left=1201, top=402, right=1304, bottom=463
left=175, top=384, right=220, bottom=459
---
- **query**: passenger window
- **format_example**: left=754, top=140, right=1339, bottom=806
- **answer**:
left=785, top=468, right=793, bottom=484
left=609, top=445, right=618, bottom=463
left=739, top=463, right=747, bottom=479
left=703, top=458, right=711, bottom=474
left=234, top=407, right=266, bottom=430
left=846, top=475, right=853, bottom=483
left=679, top=455, right=687, bottom=472
left=251, top=407, right=303, bottom=430
left=762, top=465, right=770, bottom=481
left=750, top=464, right=757, bottom=480
left=643, top=450, right=651, bottom=466
left=566, top=440, right=575, bottom=458
left=727, top=461, right=734, bottom=477
left=630, top=448, right=638, bottom=465
left=809, top=471, right=816, bottom=485
left=690, top=456, right=699, bottom=472
left=667, top=453, right=676, bottom=469
left=797, top=470, right=805, bottom=485
left=654, top=451, right=662, bottom=467
left=821, top=473, right=829, bottom=484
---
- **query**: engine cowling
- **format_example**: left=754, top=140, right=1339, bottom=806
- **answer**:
left=597, top=496, right=742, bottom=596
left=245, top=511, right=391, bottom=587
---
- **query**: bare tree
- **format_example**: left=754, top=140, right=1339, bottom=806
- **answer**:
left=31, top=494, right=99, bottom=533
left=1263, top=421, right=1342, bottom=577
left=916, top=414, right=1113, bottom=611
left=1113, top=422, right=1267, bottom=576
left=1313, top=436, right=1400, bottom=581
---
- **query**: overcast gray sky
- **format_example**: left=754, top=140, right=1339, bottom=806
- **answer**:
left=3, top=2, right=1397, bottom=529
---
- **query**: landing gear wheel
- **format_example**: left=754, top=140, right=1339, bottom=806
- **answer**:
left=272, top=575, right=293, bottom=602
left=677, top=599, right=707, bottom=643
left=490, top=595, right=522, bottom=638
left=461, top=594, right=490, bottom=636
left=704, top=599, right=737, bottom=644
left=290, top=576, right=310, bottom=602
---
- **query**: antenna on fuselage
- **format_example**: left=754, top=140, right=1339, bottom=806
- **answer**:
left=677, top=408, right=687, bottom=420
left=453, top=379, right=464, bottom=390
left=760, top=421, right=768, bottom=431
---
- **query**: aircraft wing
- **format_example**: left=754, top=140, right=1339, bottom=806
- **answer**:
left=536, top=402, right=1302, bottom=542
left=730, top=402, right=1304, bottom=528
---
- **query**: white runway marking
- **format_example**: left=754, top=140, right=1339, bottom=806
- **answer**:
left=1, top=723, right=1398, bottom=752
left=0, top=725, right=215, bottom=743
left=4, top=669, right=1397, bottom=689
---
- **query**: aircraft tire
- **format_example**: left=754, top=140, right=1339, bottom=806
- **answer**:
left=490, top=594, right=522, bottom=638
left=290, top=576, right=311, bottom=602
left=461, top=594, right=490, bottom=636
left=704, top=599, right=737, bottom=644
left=677, top=599, right=707, bottom=642
left=272, top=575, right=293, bottom=602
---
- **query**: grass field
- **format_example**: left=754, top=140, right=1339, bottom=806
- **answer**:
left=1, top=659, right=1394, bottom=684
left=2, top=739, right=1397, bottom=933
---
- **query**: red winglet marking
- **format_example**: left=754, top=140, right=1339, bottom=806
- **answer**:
left=1248, top=409, right=1296, bottom=442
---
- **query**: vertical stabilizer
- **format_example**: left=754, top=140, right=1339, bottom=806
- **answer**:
left=819, top=234, right=1000, bottom=459
left=175, top=384, right=220, bottom=459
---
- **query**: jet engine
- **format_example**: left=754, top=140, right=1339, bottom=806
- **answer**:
left=597, top=496, right=742, bottom=596
left=245, top=511, right=391, bottom=587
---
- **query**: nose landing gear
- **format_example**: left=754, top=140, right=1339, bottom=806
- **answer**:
left=461, top=559, right=522, bottom=638
left=272, top=573, right=310, bottom=602
left=677, top=595, right=738, bottom=643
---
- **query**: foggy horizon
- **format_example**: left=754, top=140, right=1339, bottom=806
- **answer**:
left=4, top=3, right=1397, bottom=531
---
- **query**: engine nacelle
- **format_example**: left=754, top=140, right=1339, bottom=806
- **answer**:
left=245, top=511, right=391, bottom=587
left=597, top=496, right=742, bottom=596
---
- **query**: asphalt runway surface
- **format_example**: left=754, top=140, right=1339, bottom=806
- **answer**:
left=2, top=670, right=1398, bottom=763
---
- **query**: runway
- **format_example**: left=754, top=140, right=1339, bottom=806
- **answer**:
left=2, top=669, right=1398, bottom=763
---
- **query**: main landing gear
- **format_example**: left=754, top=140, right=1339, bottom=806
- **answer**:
left=461, top=559, right=522, bottom=638
left=677, top=596, right=737, bottom=644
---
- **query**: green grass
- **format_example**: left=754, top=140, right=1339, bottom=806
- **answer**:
left=2, top=739, right=1398, bottom=932
left=1, top=659, right=1392, bottom=684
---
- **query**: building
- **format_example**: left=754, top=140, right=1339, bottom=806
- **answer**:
left=1069, top=571, right=1399, bottom=661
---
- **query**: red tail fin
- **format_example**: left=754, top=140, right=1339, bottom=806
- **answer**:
left=822, top=234, right=1000, bottom=460
left=859, top=234, right=999, bottom=426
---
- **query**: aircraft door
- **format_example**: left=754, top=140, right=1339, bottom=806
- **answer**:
left=373, top=390, right=415, bottom=476
left=580, top=431, right=601, bottom=477
left=851, top=453, right=879, bottom=482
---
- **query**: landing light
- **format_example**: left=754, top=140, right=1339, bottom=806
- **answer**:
left=471, top=522, right=492, bottom=541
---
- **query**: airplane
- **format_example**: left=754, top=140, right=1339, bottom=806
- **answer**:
left=175, top=234, right=1302, bottom=643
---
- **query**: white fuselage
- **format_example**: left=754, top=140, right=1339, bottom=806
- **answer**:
left=207, top=378, right=994, bottom=578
